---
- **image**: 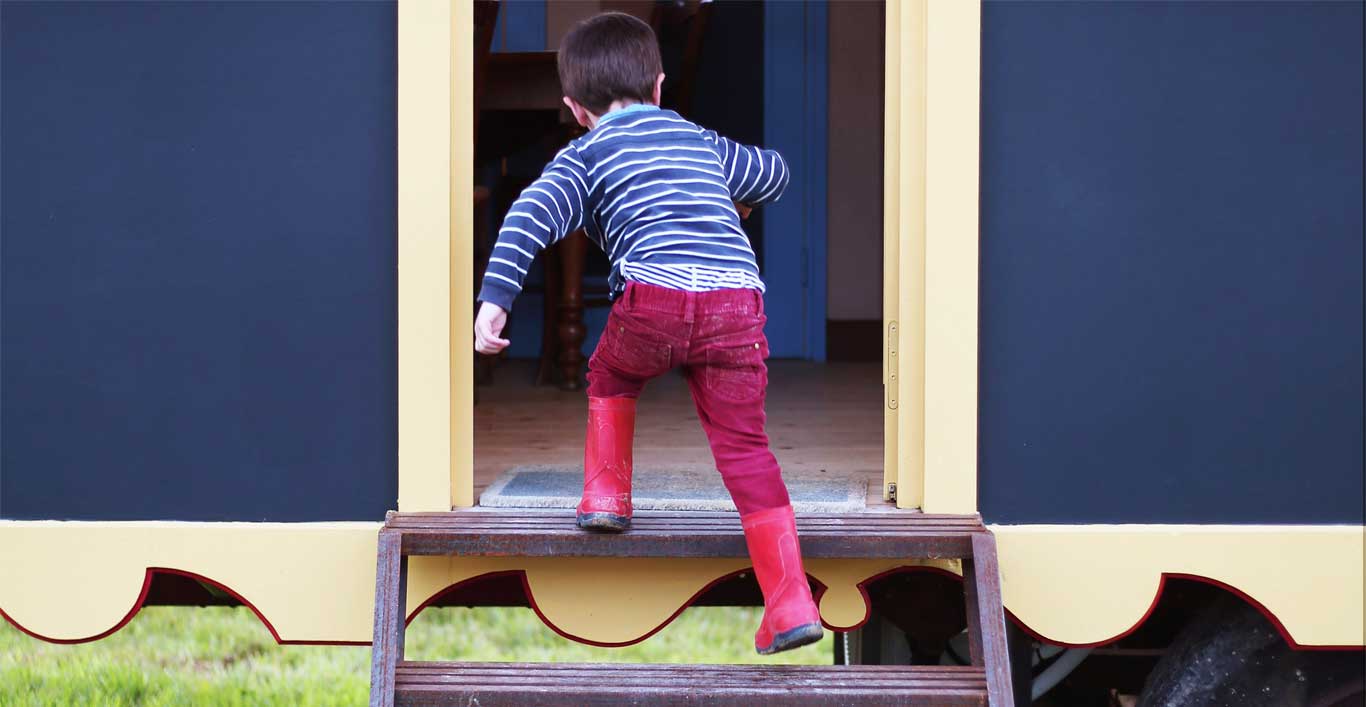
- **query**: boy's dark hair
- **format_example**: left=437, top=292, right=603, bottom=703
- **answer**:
left=558, top=12, right=662, bottom=116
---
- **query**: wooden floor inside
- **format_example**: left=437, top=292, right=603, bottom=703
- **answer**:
left=474, top=360, right=893, bottom=510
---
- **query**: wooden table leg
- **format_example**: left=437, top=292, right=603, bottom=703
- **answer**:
left=556, top=230, right=588, bottom=390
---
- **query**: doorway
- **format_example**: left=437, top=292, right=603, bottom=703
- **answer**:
left=468, top=0, right=893, bottom=514
left=395, top=0, right=980, bottom=516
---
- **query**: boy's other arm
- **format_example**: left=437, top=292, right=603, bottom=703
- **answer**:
left=701, top=130, right=791, bottom=207
left=477, top=145, right=589, bottom=313
left=474, top=145, right=589, bottom=353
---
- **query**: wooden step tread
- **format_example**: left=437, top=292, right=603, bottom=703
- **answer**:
left=385, top=510, right=986, bottom=530
left=384, top=509, right=986, bottom=560
left=393, top=662, right=987, bottom=706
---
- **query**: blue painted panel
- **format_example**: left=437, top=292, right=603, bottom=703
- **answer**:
left=763, top=0, right=828, bottom=359
left=803, top=1, right=828, bottom=362
left=978, top=2, right=1363, bottom=524
left=1, top=2, right=398, bottom=521
left=504, top=294, right=547, bottom=359
left=494, top=0, right=546, bottom=52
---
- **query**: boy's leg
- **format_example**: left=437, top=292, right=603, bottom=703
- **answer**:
left=576, top=394, right=636, bottom=531
left=585, top=290, right=673, bottom=399
left=683, top=331, right=788, bottom=515
left=577, top=300, right=674, bottom=531
left=686, top=328, right=822, bottom=654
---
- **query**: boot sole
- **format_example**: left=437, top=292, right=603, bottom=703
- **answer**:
left=576, top=512, right=630, bottom=532
left=756, top=622, right=825, bottom=655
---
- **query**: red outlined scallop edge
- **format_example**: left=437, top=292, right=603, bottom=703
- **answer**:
left=3, top=566, right=1362, bottom=651
left=0, top=567, right=369, bottom=647
left=401, top=568, right=831, bottom=649
left=833, top=566, right=1364, bottom=653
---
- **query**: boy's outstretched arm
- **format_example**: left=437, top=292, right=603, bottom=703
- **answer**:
left=475, top=145, right=589, bottom=354
left=701, top=130, right=791, bottom=207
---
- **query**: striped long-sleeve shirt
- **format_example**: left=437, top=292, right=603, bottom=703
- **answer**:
left=477, top=104, right=789, bottom=312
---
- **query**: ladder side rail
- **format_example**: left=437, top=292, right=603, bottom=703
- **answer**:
left=370, top=529, right=409, bottom=707
left=969, top=532, right=1014, bottom=707
left=961, top=554, right=985, bottom=666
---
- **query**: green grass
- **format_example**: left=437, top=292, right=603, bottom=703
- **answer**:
left=1, top=605, right=833, bottom=706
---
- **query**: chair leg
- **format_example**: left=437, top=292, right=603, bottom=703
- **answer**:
left=556, top=230, right=588, bottom=391
left=369, top=530, right=407, bottom=707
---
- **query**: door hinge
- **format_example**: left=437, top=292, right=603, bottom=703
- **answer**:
left=887, top=482, right=898, bottom=502
left=886, top=321, right=898, bottom=410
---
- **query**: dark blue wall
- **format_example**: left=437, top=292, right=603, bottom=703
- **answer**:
left=1, top=1, right=398, bottom=521
left=979, top=2, right=1364, bottom=524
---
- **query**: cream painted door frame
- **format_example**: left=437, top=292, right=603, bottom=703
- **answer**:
left=397, top=0, right=471, bottom=511
left=399, top=0, right=981, bottom=513
left=883, top=0, right=981, bottom=513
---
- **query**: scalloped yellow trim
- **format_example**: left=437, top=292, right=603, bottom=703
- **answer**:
left=2, top=522, right=1360, bottom=648
left=995, top=525, right=1365, bottom=647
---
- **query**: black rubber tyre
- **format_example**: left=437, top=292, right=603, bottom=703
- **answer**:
left=1138, top=595, right=1364, bottom=707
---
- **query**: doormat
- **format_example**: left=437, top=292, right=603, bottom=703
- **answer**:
left=480, top=465, right=867, bottom=513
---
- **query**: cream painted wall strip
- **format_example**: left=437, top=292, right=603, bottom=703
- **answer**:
left=398, top=0, right=454, bottom=511
left=921, top=0, right=981, bottom=513
left=450, top=0, right=474, bottom=508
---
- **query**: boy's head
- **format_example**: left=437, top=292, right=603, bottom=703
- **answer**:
left=558, top=12, right=664, bottom=124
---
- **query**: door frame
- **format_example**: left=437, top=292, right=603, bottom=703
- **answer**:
left=396, top=0, right=470, bottom=511
left=882, top=0, right=981, bottom=512
left=396, top=0, right=982, bottom=513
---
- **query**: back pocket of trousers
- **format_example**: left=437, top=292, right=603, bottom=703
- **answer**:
left=703, top=342, right=766, bottom=403
left=601, top=319, right=672, bottom=379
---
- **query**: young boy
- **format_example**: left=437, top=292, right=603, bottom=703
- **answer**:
left=473, top=12, right=823, bottom=655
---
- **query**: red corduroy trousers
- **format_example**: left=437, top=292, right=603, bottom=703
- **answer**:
left=585, top=281, right=791, bottom=515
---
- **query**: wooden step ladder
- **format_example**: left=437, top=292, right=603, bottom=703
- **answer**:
left=369, top=510, right=1015, bottom=706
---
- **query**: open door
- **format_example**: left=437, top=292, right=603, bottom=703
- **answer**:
left=882, top=0, right=922, bottom=509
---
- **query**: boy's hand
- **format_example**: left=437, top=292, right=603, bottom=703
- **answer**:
left=733, top=201, right=753, bottom=220
left=474, top=302, right=510, bottom=355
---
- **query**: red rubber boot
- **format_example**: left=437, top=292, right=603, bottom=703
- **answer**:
left=741, top=504, right=825, bottom=654
left=576, top=396, right=636, bottom=532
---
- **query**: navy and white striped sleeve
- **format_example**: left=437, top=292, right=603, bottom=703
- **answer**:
left=700, top=129, right=790, bottom=206
left=477, top=145, right=590, bottom=312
